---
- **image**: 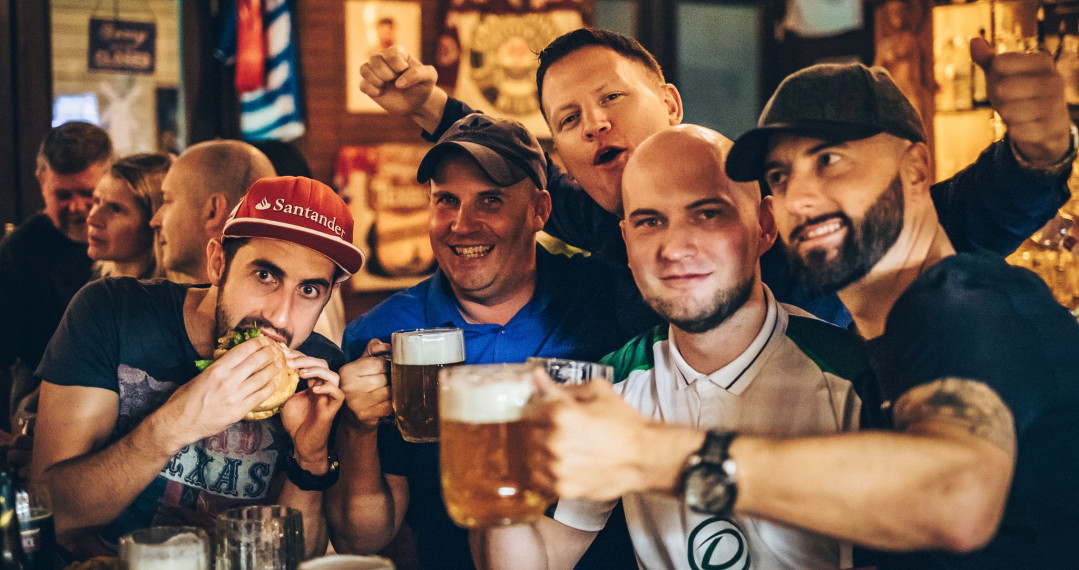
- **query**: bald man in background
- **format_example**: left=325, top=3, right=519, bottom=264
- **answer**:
left=151, top=140, right=276, bottom=284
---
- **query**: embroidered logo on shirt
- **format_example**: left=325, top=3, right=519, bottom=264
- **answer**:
left=687, top=516, right=750, bottom=570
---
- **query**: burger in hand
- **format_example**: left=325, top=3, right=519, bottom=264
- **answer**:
left=195, top=325, right=300, bottom=421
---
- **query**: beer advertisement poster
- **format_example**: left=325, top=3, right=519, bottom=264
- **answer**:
left=334, top=144, right=437, bottom=291
left=434, top=0, right=589, bottom=138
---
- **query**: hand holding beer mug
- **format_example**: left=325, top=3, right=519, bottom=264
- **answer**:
left=440, top=363, right=553, bottom=528
left=390, top=328, right=464, bottom=443
left=119, top=526, right=210, bottom=570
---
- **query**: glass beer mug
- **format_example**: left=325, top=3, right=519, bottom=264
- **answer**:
left=390, top=328, right=465, bottom=443
left=439, top=363, right=552, bottom=528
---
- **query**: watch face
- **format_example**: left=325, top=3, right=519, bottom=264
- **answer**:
left=685, top=462, right=735, bottom=516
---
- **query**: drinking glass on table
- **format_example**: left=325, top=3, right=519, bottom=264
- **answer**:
left=119, top=526, right=210, bottom=570
left=298, top=554, right=395, bottom=569
left=390, top=328, right=465, bottom=443
left=15, top=483, right=56, bottom=570
left=215, top=505, right=304, bottom=570
left=526, top=357, right=613, bottom=385
left=439, top=363, right=552, bottom=528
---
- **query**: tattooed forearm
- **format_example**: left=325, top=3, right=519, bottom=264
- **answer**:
left=894, top=378, right=1017, bottom=455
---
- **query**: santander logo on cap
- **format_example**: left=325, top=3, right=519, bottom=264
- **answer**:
left=245, top=192, right=347, bottom=239
left=224, top=176, right=366, bottom=280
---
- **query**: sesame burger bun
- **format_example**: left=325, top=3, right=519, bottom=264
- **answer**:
left=214, top=328, right=301, bottom=421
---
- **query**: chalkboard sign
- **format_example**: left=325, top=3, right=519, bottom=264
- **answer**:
left=88, top=18, right=156, bottom=74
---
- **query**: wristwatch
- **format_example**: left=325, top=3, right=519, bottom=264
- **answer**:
left=682, top=431, right=738, bottom=515
left=285, top=449, right=340, bottom=491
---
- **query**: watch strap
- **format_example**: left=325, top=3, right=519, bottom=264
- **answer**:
left=285, top=449, right=340, bottom=491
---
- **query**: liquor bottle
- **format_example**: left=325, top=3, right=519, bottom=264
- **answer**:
left=0, top=472, right=27, bottom=570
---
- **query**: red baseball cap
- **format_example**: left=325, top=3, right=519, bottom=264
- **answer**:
left=223, top=176, right=365, bottom=282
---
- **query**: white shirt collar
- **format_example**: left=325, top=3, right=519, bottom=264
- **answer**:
left=668, top=285, right=785, bottom=395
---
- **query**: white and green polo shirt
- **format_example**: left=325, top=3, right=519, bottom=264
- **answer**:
left=552, top=286, right=874, bottom=570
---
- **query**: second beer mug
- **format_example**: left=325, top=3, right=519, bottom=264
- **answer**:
left=439, top=363, right=552, bottom=528
left=390, top=328, right=465, bottom=443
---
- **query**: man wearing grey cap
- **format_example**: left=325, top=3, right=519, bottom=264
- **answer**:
left=523, top=60, right=1079, bottom=569
left=326, top=113, right=634, bottom=569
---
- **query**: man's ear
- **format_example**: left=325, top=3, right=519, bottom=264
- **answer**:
left=900, top=142, right=932, bottom=196
left=203, top=193, right=232, bottom=236
left=662, top=84, right=684, bottom=126
left=532, top=189, right=553, bottom=229
left=206, top=238, right=226, bottom=286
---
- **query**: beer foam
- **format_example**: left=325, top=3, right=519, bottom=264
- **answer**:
left=441, top=380, right=535, bottom=423
left=393, top=329, right=465, bottom=365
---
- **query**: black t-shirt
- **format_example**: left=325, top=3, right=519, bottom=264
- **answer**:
left=0, top=214, right=93, bottom=423
left=867, top=254, right=1079, bottom=569
left=36, top=277, right=343, bottom=549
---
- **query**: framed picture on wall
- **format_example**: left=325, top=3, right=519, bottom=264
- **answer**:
left=334, top=144, right=437, bottom=291
left=435, top=3, right=587, bottom=138
left=345, top=0, right=422, bottom=113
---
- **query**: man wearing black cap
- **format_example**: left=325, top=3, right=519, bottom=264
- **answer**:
left=32, top=176, right=363, bottom=561
left=519, top=60, right=1079, bottom=569
left=326, top=113, right=634, bottom=569
left=359, top=30, right=1074, bottom=330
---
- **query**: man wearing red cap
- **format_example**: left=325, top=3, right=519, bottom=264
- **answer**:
left=31, top=176, right=365, bottom=562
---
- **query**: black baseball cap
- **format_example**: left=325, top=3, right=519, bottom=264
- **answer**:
left=726, top=63, right=926, bottom=182
left=417, top=113, right=547, bottom=190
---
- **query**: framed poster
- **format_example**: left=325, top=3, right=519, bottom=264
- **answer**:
left=345, top=0, right=422, bottom=113
left=334, top=144, right=437, bottom=291
left=437, top=6, right=587, bottom=137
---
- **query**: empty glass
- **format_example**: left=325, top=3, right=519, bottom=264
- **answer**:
left=215, top=506, right=304, bottom=570
left=526, top=357, right=614, bottom=385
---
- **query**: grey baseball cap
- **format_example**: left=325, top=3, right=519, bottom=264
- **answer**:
left=726, top=63, right=926, bottom=182
left=417, top=113, right=547, bottom=190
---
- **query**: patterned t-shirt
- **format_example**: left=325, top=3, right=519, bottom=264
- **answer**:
left=36, top=277, right=344, bottom=550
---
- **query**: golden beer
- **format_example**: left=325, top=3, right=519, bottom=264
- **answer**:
left=440, top=363, right=554, bottom=528
left=391, top=328, right=464, bottom=443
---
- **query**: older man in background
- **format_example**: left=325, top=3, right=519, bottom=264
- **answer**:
left=0, top=121, right=112, bottom=429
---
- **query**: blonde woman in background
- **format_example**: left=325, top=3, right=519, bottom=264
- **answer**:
left=87, top=153, right=172, bottom=279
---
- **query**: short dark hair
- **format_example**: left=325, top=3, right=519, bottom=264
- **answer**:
left=535, top=28, right=665, bottom=120
left=221, top=236, right=346, bottom=284
left=37, top=121, right=112, bottom=175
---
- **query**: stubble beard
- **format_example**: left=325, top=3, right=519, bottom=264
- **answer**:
left=648, top=275, right=756, bottom=334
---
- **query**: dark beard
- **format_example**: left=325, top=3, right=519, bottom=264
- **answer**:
left=214, top=270, right=293, bottom=347
left=786, top=175, right=904, bottom=296
left=649, top=275, right=756, bottom=334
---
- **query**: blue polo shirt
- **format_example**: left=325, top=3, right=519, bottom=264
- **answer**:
left=341, top=246, right=641, bottom=569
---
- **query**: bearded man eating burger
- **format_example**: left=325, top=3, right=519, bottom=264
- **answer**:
left=31, top=176, right=365, bottom=562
